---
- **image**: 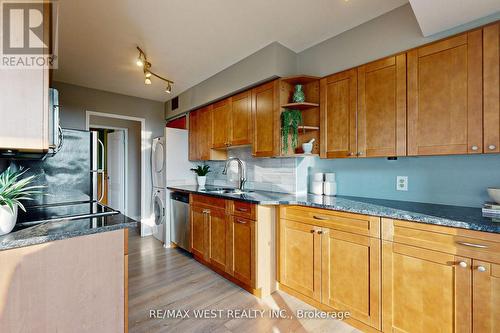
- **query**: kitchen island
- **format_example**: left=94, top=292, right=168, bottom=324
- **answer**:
left=0, top=212, right=136, bottom=332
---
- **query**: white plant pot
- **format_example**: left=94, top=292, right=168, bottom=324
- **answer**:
left=0, top=205, right=18, bottom=236
left=197, top=176, right=207, bottom=187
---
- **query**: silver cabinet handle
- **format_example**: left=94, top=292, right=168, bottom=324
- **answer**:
left=456, top=241, right=488, bottom=249
left=310, top=229, right=315, bottom=233
left=235, top=219, right=247, bottom=224
left=477, top=266, right=487, bottom=272
left=236, top=207, right=248, bottom=212
left=317, top=230, right=323, bottom=235
left=471, top=145, right=479, bottom=151
left=458, top=261, right=468, bottom=268
left=357, top=152, right=364, bottom=156
left=348, top=152, right=354, bottom=156
left=313, top=215, right=328, bottom=220
left=488, top=144, right=497, bottom=150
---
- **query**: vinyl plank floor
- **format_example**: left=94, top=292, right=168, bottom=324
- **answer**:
left=128, top=231, right=361, bottom=333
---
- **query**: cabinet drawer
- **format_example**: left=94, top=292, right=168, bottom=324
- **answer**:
left=230, top=201, right=256, bottom=220
left=280, top=205, right=380, bottom=238
left=382, top=218, right=500, bottom=263
left=191, top=194, right=226, bottom=209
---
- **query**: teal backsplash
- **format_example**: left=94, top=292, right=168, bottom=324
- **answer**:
left=308, top=154, right=500, bottom=208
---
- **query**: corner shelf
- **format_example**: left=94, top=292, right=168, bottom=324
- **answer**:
left=281, top=102, right=319, bottom=110
left=298, top=125, right=319, bottom=132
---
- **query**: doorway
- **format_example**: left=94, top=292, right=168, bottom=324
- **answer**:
left=90, top=127, right=128, bottom=214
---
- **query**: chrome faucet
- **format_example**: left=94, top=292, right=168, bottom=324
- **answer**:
left=222, top=157, right=246, bottom=191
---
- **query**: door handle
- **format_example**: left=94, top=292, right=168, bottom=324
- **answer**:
left=236, top=207, right=248, bottom=212
left=235, top=219, right=247, bottom=224
left=313, top=215, right=329, bottom=220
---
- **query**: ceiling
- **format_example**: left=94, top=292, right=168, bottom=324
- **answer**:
left=409, top=0, right=500, bottom=36
left=53, top=0, right=408, bottom=102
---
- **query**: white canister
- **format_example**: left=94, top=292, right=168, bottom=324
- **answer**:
left=324, top=173, right=336, bottom=182
left=311, top=181, right=324, bottom=195
left=313, top=173, right=324, bottom=181
left=323, top=182, right=337, bottom=196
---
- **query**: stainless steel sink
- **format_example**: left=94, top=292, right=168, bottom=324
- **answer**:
left=201, top=187, right=254, bottom=195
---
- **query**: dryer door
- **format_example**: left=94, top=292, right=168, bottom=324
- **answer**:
left=153, top=190, right=165, bottom=242
left=152, top=138, right=165, bottom=188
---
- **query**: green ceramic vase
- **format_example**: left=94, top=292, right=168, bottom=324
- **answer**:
left=292, top=84, right=305, bottom=103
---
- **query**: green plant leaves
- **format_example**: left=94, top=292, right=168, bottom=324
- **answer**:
left=0, top=167, right=45, bottom=214
left=281, top=109, right=302, bottom=154
left=190, top=164, right=211, bottom=176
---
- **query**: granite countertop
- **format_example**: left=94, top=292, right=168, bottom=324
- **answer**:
left=168, top=185, right=500, bottom=234
left=0, top=212, right=137, bottom=251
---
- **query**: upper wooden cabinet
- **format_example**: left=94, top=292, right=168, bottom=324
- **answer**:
left=483, top=22, right=500, bottom=154
left=211, top=98, right=231, bottom=149
left=252, top=80, right=280, bottom=157
left=188, top=106, right=226, bottom=161
left=320, top=69, right=357, bottom=158
left=407, top=30, right=483, bottom=156
left=0, top=5, right=50, bottom=152
left=358, top=55, right=407, bottom=157
left=230, top=91, right=253, bottom=146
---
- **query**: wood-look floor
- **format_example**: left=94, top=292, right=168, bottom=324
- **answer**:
left=128, top=231, right=360, bottom=333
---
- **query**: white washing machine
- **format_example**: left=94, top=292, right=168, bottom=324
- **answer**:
left=152, top=137, right=166, bottom=188
left=152, top=187, right=166, bottom=243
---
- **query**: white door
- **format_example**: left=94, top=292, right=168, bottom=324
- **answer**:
left=107, top=131, right=126, bottom=212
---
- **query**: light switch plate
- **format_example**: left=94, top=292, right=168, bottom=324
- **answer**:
left=397, top=176, right=408, bottom=191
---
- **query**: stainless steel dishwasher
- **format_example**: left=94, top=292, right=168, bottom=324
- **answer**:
left=170, top=191, right=190, bottom=251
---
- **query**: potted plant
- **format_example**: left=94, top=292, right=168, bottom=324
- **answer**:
left=0, top=167, right=44, bottom=236
left=281, top=108, right=302, bottom=154
left=190, top=165, right=210, bottom=187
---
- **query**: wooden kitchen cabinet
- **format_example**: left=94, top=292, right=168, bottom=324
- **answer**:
left=279, top=219, right=322, bottom=301
left=483, top=22, right=500, bottom=154
left=211, top=98, right=231, bottom=149
left=190, top=205, right=207, bottom=259
left=252, top=80, right=280, bottom=157
left=0, top=4, right=50, bottom=152
left=322, top=229, right=381, bottom=330
left=188, top=110, right=199, bottom=161
left=188, top=106, right=226, bottom=161
left=357, top=55, right=407, bottom=157
left=228, top=216, right=255, bottom=287
left=230, top=90, right=253, bottom=146
left=407, top=30, right=483, bottom=156
left=382, top=241, right=471, bottom=333
left=472, top=260, right=500, bottom=332
left=207, top=207, right=228, bottom=272
left=320, top=69, right=357, bottom=158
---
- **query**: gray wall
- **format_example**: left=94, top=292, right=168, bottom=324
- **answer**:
left=89, top=116, right=141, bottom=220
left=297, top=4, right=500, bottom=76
left=165, top=42, right=297, bottom=119
left=53, top=81, right=165, bottom=229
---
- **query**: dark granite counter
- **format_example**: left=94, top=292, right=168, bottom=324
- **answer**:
left=168, top=185, right=500, bottom=234
left=0, top=212, right=137, bottom=251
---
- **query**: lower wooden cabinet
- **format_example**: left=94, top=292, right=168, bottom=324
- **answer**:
left=228, top=216, right=255, bottom=287
left=322, top=229, right=381, bottom=329
left=473, top=260, right=500, bottom=332
left=279, top=219, right=322, bottom=301
left=190, top=205, right=207, bottom=259
left=382, top=241, right=471, bottom=333
left=207, top=207, right=228, bottom=272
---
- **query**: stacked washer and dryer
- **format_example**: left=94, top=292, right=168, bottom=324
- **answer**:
left=151, top=127, right=196, bottom=246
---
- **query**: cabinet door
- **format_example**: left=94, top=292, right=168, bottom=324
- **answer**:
left=279, top=219, right=321, bottom=301
left=483, top=23, right=500, bottom=154
left=407, top=31, right=483, bottom=156
left=197, top=105, right=213, bottom=160
left=358, top=55, right=406, bottom=157
left=382, top=241, right=471, bottom=333
left=211, top=98, right=231, bottom=149
left=320, top=69, right=357, bottom=158
left=190, top=205, right=206, bottom=259
left=472, top=260, right=500, bottom=332
left=231, top=91, right=252, bottom=146
left=252, top=80, right=279, bottom=157
left=322, top=229, right=381, bottom=329
left=228, top=216, right=255, bottom=287
left=188, top=110, right=199, bottom=161
left=207, top=208, right=228, bottom=272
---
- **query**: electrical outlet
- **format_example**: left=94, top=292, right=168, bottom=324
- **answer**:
left=396, top=176, right=408, bottom=191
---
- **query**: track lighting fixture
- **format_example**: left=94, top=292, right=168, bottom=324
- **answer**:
left=136, top=46, right=174, bottom=93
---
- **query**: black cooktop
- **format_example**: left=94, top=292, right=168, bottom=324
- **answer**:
left=16, top=201, right=118, bottom=226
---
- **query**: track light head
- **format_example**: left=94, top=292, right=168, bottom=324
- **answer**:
left=165, top=83, right=172, bottom=93
left=145, top=78, right=152, bottom=85
left=145, top=71, right=152, bottom=78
